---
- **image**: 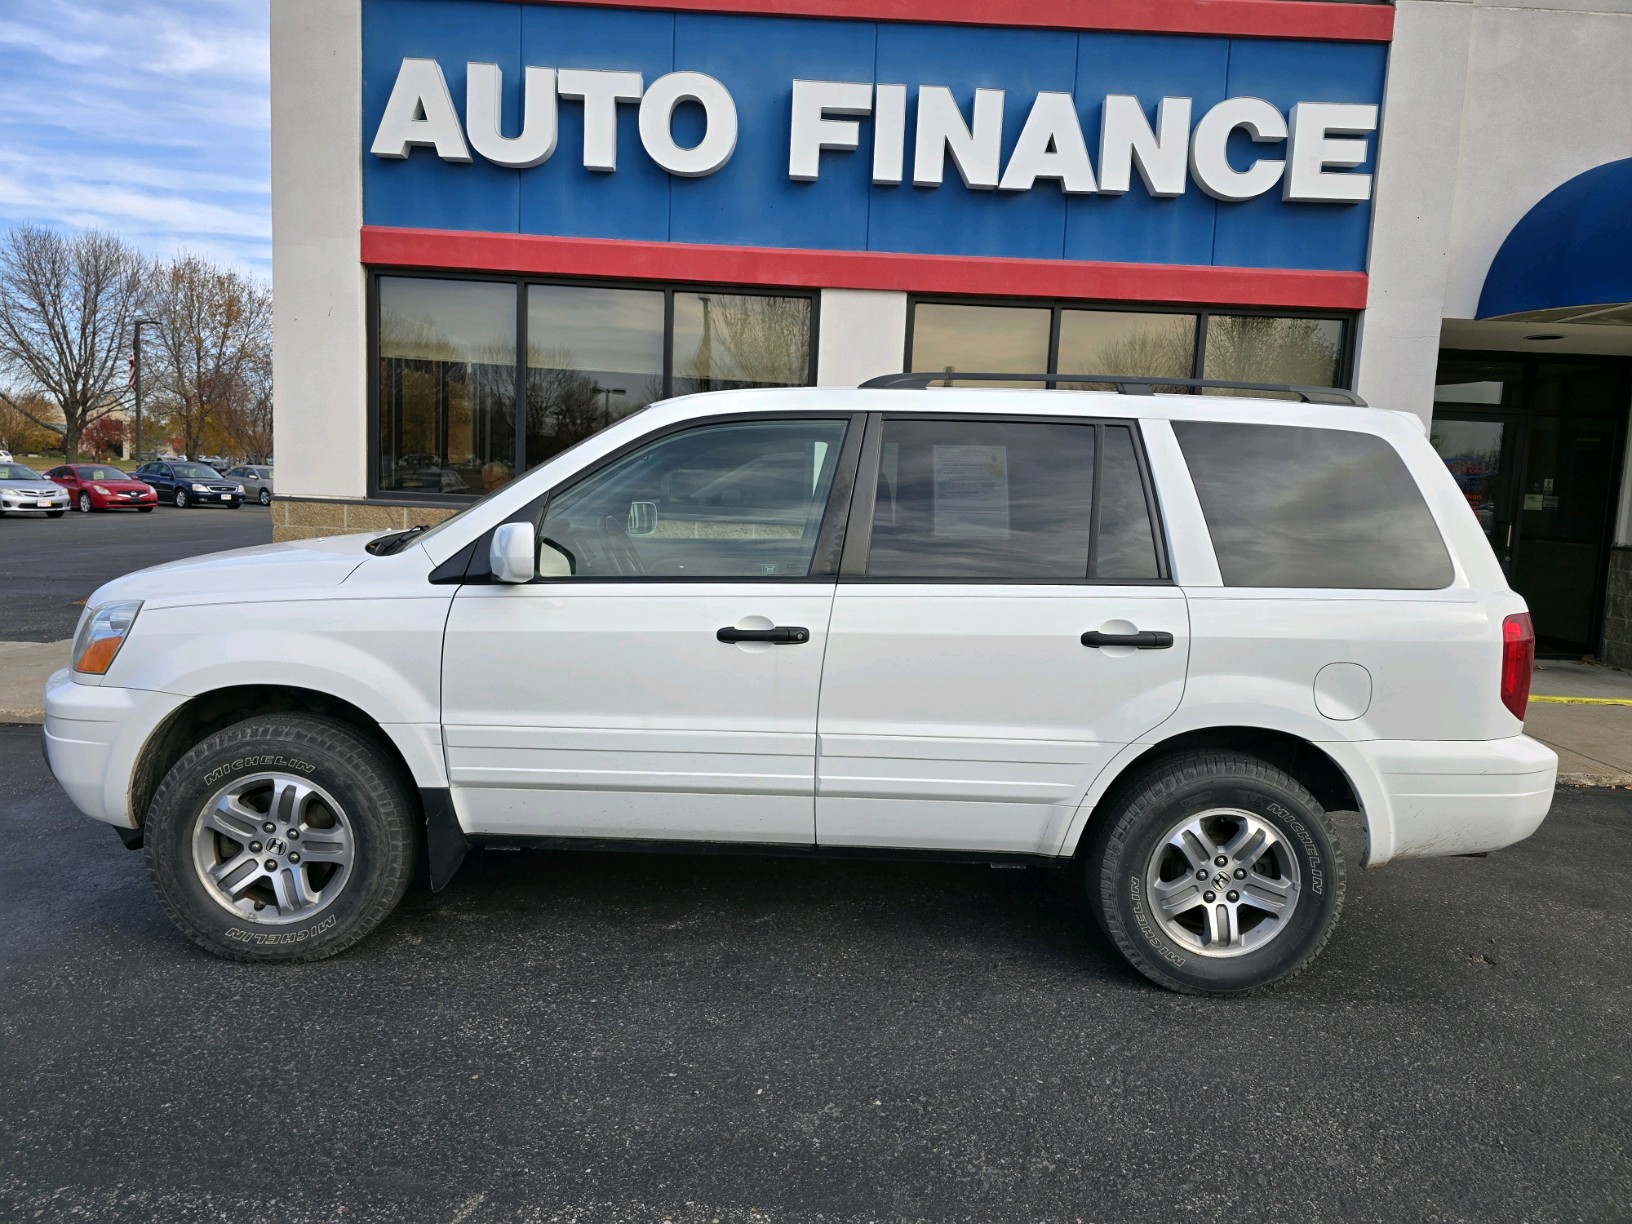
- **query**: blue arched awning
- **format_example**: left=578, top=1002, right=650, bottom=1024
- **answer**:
left=1477, top=158, right=1632, bottom=318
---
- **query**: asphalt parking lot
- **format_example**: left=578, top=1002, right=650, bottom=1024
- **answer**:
left=0, top=503, right=272, bottom=641
left=1, top=720, right=1628, bottom=1223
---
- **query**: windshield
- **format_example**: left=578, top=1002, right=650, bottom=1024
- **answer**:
left=0, top=464, right=45, bottom=481
left=77, top=467, right=121, bottom=481
left=172, top=464, right=223, bottom=480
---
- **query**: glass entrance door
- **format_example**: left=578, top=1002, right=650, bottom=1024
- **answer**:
left=1430, top=413, right=1517, bottom=568
left=1433, top=356, right=1629, bottom=657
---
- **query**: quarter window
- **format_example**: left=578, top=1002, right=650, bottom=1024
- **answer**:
left=1173, top=421, right=1453, bottom=590
left=863, top=418, right=1162, bottom=582
left=536, top=419, right=849, bottom=580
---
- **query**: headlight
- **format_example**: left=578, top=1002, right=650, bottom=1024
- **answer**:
left=234, top=484, right=245, bottom=494
left=191, top=483, right=209, bottom=492
left=92, top=484, right=109, bottom=495
left=72, top=601, right=142, bottom=675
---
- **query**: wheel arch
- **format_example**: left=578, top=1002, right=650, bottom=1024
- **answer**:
left=1061, top=726, right=1366, bottom=861
left=129, top=684, right=433, bottom=836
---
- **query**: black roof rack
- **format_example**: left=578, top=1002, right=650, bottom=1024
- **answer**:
left=858, top=371, right=1366, bottom=407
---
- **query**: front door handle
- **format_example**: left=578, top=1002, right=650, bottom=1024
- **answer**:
left=717, top=625, right=811, bottom=645
left=1081, top=630, right=1174, bottom=650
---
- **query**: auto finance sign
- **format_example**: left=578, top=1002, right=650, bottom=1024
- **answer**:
left=361, top=1, right=1387, bottom=272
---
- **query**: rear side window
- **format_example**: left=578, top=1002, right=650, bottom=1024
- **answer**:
left=863, top=418, right=1163, bottom=581
left=1173, top=421, right=1453, bottom=590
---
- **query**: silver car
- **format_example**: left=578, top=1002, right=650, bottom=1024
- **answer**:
left=0, top=461, right=70, bottom=518
left=223, top=464, right=274, bottom=506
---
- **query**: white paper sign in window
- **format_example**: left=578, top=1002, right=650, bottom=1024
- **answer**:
left=933, top=444, right=1010, bottom=538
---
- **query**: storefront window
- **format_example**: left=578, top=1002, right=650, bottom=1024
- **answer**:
left=672, top=293, right=813, bottom=395
left=1057, top=310, right=1196, bottom=390
left=376, top=276, right=816, bottom=496
left=378, top=277, right=516, bottom=495
left=1201, top=315, right=1345, bottom=396
left=910, top=303, right=1051, bottom=387
left=526, top=285, right=664, bottom=470
left=907, top=299, right=1350, bottom=395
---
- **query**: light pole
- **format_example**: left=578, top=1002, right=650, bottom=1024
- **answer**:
left=131, top=319, right=158, bottom=463
left=600, top=386, right=625, bottom=423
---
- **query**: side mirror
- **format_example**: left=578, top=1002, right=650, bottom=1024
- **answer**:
left=489, top=522, right=535, bottom=584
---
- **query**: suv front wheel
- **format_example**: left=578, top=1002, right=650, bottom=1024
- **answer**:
left=143, top=714, right=418, bottom=961
left=1087, top=751, right=1346, bottom=995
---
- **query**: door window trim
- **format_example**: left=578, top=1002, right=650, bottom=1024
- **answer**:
left=838, top=412, right=1173, bottom=586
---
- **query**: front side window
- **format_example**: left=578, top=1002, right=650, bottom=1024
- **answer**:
left=1174, top=421, right=1453, bottom=590
left=536, top=419, right=849, bottom=580
left=863, top=418, right=1162, bottom=582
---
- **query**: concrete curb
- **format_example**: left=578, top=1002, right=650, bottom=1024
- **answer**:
left=0, top=708, right=42, bottom=726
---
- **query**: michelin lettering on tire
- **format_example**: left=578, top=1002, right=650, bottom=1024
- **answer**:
left=224, top=915, right=339, bottom=944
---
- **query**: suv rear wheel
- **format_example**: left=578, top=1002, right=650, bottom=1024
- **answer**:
left=1086, top=750, right=1346, bottom=995
left=143, top=714, right=417, bottom=961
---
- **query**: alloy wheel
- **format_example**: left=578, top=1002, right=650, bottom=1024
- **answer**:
left=190, top=773, right=356, bottom=925
left=78, top=491, right=92, bottom=513
left=1143, top=808, right=1302, bottom=958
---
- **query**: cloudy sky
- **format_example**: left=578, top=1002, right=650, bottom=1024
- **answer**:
left=0, top=1, right=271, bottom=277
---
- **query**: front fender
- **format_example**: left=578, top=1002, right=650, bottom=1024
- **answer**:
left=101, top=595, right=454, bottom=788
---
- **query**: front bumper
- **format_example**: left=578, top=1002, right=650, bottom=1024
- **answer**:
left=43, top=668, right=186, bottom=828
left=1329, top=735, right=1558, bottom=866
left=1, top=494, right=68, bottom=512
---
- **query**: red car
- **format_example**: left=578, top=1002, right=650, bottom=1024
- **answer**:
left=46, top=464, right=158, bottom=513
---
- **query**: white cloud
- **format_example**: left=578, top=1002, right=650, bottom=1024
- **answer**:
left=0, top=0, right=271, bottom=277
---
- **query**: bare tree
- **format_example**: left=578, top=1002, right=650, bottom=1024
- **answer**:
left=216, top=341, right=274, bottom=463
left=0, top=225, right=150, bottom=460
left=146, top=255, right=272, bottom=460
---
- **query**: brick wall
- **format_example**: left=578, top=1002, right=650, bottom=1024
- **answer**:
left=1604, top=549, right=1632, bottom=668
left=272, top=497, right=458, bottom=542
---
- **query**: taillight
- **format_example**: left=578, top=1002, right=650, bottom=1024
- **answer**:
left=1501, top=612, right=1534, bottom=721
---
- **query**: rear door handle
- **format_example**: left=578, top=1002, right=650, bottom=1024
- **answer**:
left=1081, top=630, right=1174, bottom=650
left=717, top=626, right=811, bottom=645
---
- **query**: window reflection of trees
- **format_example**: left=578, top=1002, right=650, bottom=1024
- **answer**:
left=377, top=312, right=515, bottom=494
left=525, top=346, right=664, bottom=468
left=673, top=294, right=811, bottom=395
left=1202, top=316, right=1343, bottom=397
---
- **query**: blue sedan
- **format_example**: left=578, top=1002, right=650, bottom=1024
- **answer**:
left=134, top=461, right=245, bottom=509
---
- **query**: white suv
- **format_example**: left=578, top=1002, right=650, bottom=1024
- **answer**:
left=43, top=380, right=1556, bottom=993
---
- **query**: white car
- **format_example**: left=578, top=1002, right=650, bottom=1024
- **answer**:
left=42, top=377, right=1556, bottom=993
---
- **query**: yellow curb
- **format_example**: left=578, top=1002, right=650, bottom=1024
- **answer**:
left=1530, top=695, right=1632, bottom=706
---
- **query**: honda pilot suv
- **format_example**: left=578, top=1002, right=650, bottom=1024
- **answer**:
left=42, top=378, right=1556, bottom=993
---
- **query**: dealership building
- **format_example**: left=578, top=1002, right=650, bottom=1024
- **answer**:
left=270, top=0, right=1632, bottom=664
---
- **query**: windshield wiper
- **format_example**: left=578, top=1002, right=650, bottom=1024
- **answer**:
left=366, top=524, right=429, bottom=556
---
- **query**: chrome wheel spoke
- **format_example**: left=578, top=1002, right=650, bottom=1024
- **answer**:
left=201, top=795, right=260, bottom=843
left=268, top=777, right=320, bottom=827
left=1168, top=822, right=1217, bottom=871
left=210, top=852, right=264, bottom=897
left=270, top=865, right=319, bottom=914
left=1151, top=875, right=1204, bottom=915
left=1223, top=820, right=1270, bottom=870
left=1240, top=872, right=1296, bottom=914
left=1201, top=901, right=1241, bottom=949
left=294, top=825, right=351, bottom=866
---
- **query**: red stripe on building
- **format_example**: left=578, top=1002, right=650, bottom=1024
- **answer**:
left=496, top=0, right=1393, bottom=43
left=361, top=226, right=1370, bottom=311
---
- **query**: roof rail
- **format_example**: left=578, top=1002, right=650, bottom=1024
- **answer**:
left=858, top=371, right=1367, bottom=407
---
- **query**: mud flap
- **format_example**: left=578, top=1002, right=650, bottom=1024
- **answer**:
left=421, top=787, right=468, bottom=891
